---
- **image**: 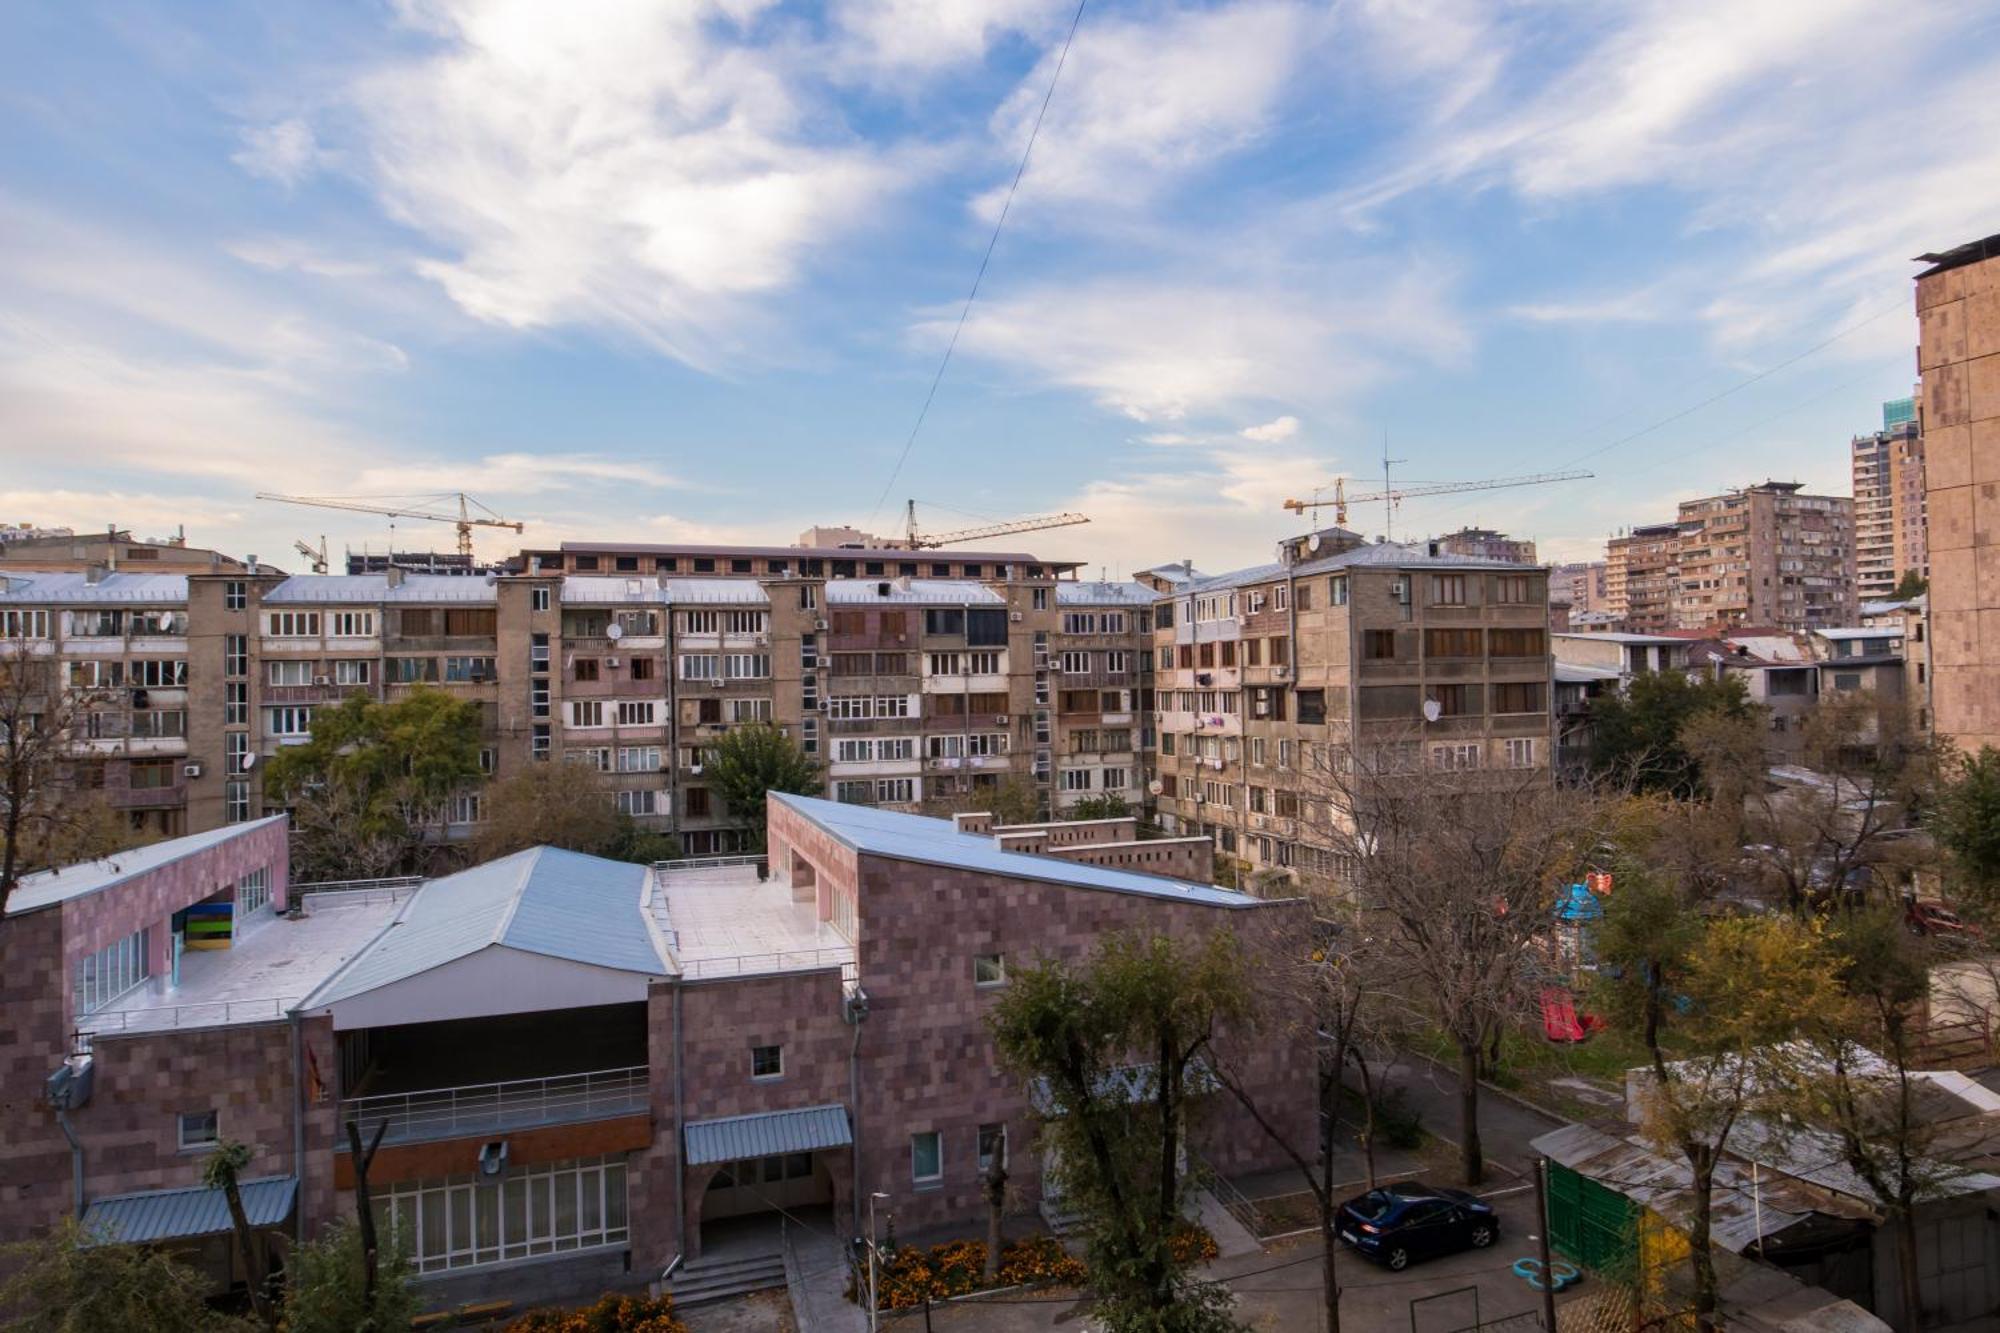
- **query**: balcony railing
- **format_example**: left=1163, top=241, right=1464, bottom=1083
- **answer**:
left=341, top=1065, right=650, bottom=1145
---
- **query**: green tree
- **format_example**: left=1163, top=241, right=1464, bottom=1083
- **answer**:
left=472, top=760, right=677, bottom=865
left=990, top=931, right=1251, bottom=1332
left=0, top=1218, right=253, bottom=1332
left=262, top=688, right=483, bottom=879
left=1, top=652, right=136, bottom=920
left=282, top=1219, right=418, bottom=1333
left=701, top=722, right=821, bottom=849
left=1587, top=670, right=1755, bottom=797
left=1068, top=793, right=1132, bottom=822
left=1594, top=872, right=1841, bottom=1331
left=1891, top=569, right=1928, bottom=599
left=1932, top=746, right=2000, bottom=905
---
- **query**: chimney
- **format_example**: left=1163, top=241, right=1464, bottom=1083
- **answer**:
left=84, top=562, right=108, bottom=584
left=246, top=554, right=259, bottom=574
left=385, top=566, right=405, bottom=588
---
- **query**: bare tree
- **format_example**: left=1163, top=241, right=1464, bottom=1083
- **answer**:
left=1, top=648, right=127, bottom=920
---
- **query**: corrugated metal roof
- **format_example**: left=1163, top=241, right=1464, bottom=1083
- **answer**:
left=560, top=576, right=668, bottom=605
left=10, top=817, right=287, bottom=915
left=772, top=793, right=1268, bottom=909
left=263, top=574, right=497, bottom=604
left=303, top=847, right=667, bottom=1007
left=0, top=572, right=189, bottom=604
left=1556, top=663, right=1623, bottom=683
left=1554, top=631, right=1689, bottom=645
left=1057, top=580, right=1158, bottom=606
left=823, top=579, right=1004, bottom=605
left=660, top=578, right=771, bottom=605
left=558, top=539, right=1058, bottom=564
left=685, top=1104, right=852, bottom=1166
left=1817, top=627, right=1903, bottom=640
left=82, top=1176, right=296, bottom=1246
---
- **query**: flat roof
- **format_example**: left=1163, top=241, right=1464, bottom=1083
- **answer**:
left=1817, top=626, right=1903, bottom=640
left=824, top=578, right=1005, bottom=606
left=1916, top=233, right=2000, bottom=278
left=10, top=818, right=287, bottom=915
left=263, top=573, right=498, bottom=604
left=1554, top=631, right=1686, bottom=645
left=651, top=863, right=853, bottom=979
left=1057, top=580, right=1158, bottom=606
left=774, top=792, right=1268, bottom=909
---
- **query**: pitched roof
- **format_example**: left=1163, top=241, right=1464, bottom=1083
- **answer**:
left=0, top=571, right=189, bottom=604
left=772, top=792, right=1268, bottom=909
left=1057, top=580, right=1160, bottom=606
left=262, top=574, right=497, bottom=604
left=9, top=817, right=287, bottom=915
left=684, top=1104, right=853, bottom=1166
left=302, top=846, right=667, bottom=1007
left=82, top=1176, right=296, bottom=1246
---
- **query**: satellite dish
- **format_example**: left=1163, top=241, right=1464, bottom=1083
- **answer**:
left=606, top=623, right=624, bottom=641
left=1148, top=779, right=1165, bottom=796
left=242, top=752, right=258, bottom=771
left=1307, top=533, right=1322, bottom=553
left=1421, top=699, right=1442, bottom=723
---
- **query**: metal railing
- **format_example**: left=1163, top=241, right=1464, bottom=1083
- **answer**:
left=341, top=1065, right=650, bottom=1145
left=652, top=854, right=763, bottom=873
left=81, top=995, right=301, bottom=1036
left=291, top=875, right=426, bottom=895
left=677, top=947, right=856, bottom=981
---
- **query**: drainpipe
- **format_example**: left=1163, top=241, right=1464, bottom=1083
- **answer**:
left=290, top=1010, right=306, bottom=1246
left=54, top=1106, right=84, bottom=1218
left=849, top=1002, right=866, bottom=1238
left=672, top=982, right=686, bottom=1261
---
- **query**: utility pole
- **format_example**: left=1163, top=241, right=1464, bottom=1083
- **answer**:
left=1534, top=1158, right=1559, bottom=1332
left=868, top=1191, right=889, bottom=1333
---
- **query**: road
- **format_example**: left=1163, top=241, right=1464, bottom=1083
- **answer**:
left=1376, top=1052, right=1568, bottom=1180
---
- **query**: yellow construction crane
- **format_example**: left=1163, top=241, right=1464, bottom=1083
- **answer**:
left=902, top=500, right=1089, bottom=550
left=1283, top=469, right=1594, bottom=533
left=256, top=492, right=525, bottom=558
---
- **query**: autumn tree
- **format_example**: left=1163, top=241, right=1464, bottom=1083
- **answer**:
left=281, top=1217, right=419, bottom=1333
left=0, top=1218, right=255, bottom=1332
left=1932, top=745, right=2000, bottom=905
left=472, top=760, right=678, bottom=864
left=262, top=688, right=483, bottom=879
left=1594, top=871, right=1841, bottom=1331
left=1587, top=669, right=1754, bottom=797
left=0, top=650, right=132, bottom=919
left=203, top=1138, right=274, bottom=1327
left=990, top=931, right=1252, bottom=1331
left=700, top=722, right=821, bottom=850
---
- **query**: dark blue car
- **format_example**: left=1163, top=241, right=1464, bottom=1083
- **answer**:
left=1335, top=1182, right=1498, bottom=1271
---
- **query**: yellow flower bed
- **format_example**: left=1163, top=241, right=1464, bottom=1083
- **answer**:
left=502, top=1292, right=688, bottom=1332
left=855, top=1226, right=1216, bottom=1309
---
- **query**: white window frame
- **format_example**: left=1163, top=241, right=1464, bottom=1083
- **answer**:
left=973, top=953, right=1006, bottom=987
left=751, top=1045, right=783, bottom=1080
left=911, top=1131, right=943, bottom=1187
left=177, top=1110, right=219, bottom=1152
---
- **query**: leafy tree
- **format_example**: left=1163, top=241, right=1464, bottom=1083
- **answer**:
left=1891, top=569, right=1928, bottom=599
left=473, top=761, right=678, bottom=864
left=990, top=932, right=1251, bottom=1332
left=0, top=653, right=134, bottom=919
left=1068, top=793, right=1132, bottom=821
left=701, top=722, right=821, bottom=849
left=262, top=688, right=483, bottom=879
left=926, top=773, right=1044, bottom=826
left=0, top=1217, right=254, bottom=1332
left=282, top=1218, right=418, bottom=1333
left=1594, top=872, right=1841, bottom=1331
left=1587, top=670, right=1754, bottom=797
left=202, top=1138, right=274, bottom=1327
left=1932, top=745, right=2000, bottom=905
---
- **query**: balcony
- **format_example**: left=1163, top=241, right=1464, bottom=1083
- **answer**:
left=341, top=1065, right=650, bottom=1146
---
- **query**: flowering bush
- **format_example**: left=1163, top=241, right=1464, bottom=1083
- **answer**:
left=1168, top=1223, right=1221, bottom=1266
left=995, top=1234, right=1088, bottom=1288
left=848, top=1228, right=1229, bottom=1309
left=502, top=1291, right=688, bottom=1333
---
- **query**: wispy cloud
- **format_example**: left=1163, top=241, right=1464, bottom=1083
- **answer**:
left=1239, top=415, right=1298, bottom=442
left=232, top=117, right=325, bottom=187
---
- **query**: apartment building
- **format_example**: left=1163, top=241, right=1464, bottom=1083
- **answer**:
left=1605, top=522, right=1680, bottom=633
left=0, top=527, right=248, bottom=575
left=1916, top=232, right=2000, bottom=754
left=3, top=799, right=1312, bottom=1310
left=1436, top=526, right=1538, bottom=564
left=1147, top=532, right=1552, bottom=889
left=1551, top=561, right=1609, bottom=616
left=1672, top=481, right=1855, bottom=631
left=1051, top=581, right=1155, bottom=811
left=1851, top=406, right=1927, bottom=602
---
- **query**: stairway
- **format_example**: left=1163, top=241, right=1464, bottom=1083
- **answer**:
left=667, top=1250, right=789, bottom=1307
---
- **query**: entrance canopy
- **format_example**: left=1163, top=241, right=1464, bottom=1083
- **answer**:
left=81, top=1176, right=297, bottom=1246
left=685, top=1104, right=852, bottom=1167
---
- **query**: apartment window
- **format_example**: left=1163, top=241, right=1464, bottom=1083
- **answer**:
left=631, top=656, right=658, bottom=682
left=684, top=611, right=719, bottom=635
left=531, top=586, right=551, bottom=612
left=266, top=611, right=320, bottom=637
left=1505, top=738, right=1536, bottom=768
left=329, top=611, right=375, bottom=637
left=616, top=746, right=660, bottom=772
left=568, top=747, right=612, bottom=771
left=1250, top=736, right=1266, bottom=766
left=575, top=555, right=600, bottom=571
left=974, top=953, right=1007, bottom=987
left=911, top=1132, right=943, bottom=1186
left=1363, top=630, right=1398, bottom=660
left=679, top=654, right=718, bottom=680
left=1060, top=768, right=1094, bottom=792
left=834, top=780, right=872, bottom=804
left=978, top=1124, right=1008, bottom=1173
left=268, top=660, right=313, bottom=687
left=1425, top=628, right=1482, bottom=658
left=225, top=730, right=250, bottom=775
left=74, top=927, right=149, bottom=1014
left=924, top=609, right=965, bottom=637
left=390, top=657, right=439, bottom=684
left=616, top=701, right=657, bottom=726
left=1491, top=682, right=1545, bottom=714
left=448, top=793, right=483, bottom=824
left=1429, top=684, right=1479, bottom=717
left=1329, top=576, right=1349, bottom=606
left=1059, top=651, right=1090, bottom=674
left=479, top=747, right=497, bottom=775
left=1294, top=582, right=1313, bottom=612
left=1103, top=767, right=1129, bottom=790
left=1432, top=743, right=1482, bottom=771
left=574, top=657, right=600, bottom=682
left=571, top=700, right=605, bottom=727
left=722, top=654, right=770, bottom=679
left=875, top=777, right=915, bottom=804
left=1296, top=689, right=1327, bottom=726
left=1494, top=575, right=1535, bottom=604
left=383, top=1154, right=629, bottom=1274
left=177, top=1110, right=219, bottom=1152
left=1429, top=575, right=1467, bottom=606
left=751, top=1045, right=783, bottom=1080
left=444, top=656, right=495, bottom=683
left=618, top=789, right=658, bottom=816
left=266, top=705, right=315, bottom=736
left=1489, top=629, right=1546, bottom=658
left=129, top=758, right=177, bottom=788
left=0, top=608, right=50, bottom=639
left=1032, top=587, right=1048, bottom=610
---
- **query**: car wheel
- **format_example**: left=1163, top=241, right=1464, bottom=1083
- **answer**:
left=1470, top=1224, right=1495, bottom=1249
left=1385, top=1246, right=1410, bottom=1272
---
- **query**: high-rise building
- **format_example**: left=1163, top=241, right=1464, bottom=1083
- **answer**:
left=1435, top=526, right=1538, bottom=564
left=1916, top=232, right=2000, bottom=753
left=1605, top=523, right=1681, bottom=633
left=1673, top=482, right=1855, bottom=631
left=1851, top=408, right=1926, bottom=603
left=1551, top=561, right=1609, bottom=615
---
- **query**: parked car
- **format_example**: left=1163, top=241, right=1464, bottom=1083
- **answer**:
left=1905, top=898, right=1984, bottom=942
left=1335, top=1181, right=1498, bottom=1271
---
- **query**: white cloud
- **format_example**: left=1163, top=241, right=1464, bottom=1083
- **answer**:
left=829, top=0, right=1072, bottom=80
left=1239, top=415, right=1298, bottom=442
left=233, top=118, right=326, bottom=186
left=351, top=452, right=684, bottom=494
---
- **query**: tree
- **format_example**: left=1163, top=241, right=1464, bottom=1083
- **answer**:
left=1069, top=793, right=1132, bottom=822
left=989, top=931, right=1252, bottom=1332
left=262, top=688, right=483, bottom=880
left=1587, top=670, right=1754, bottom=797
left=1594, top=872, right=1841, bottom=1331
left=202, top=1138, right=274, bottom=1327
left=700, top=723, right=821, bottom=850
left=283, top=1219, right=417, bottom=1333
left=0, top=1217, right=255, bottom=1332
left=472, top=760, right=678, bottom=864
left=1891, top=569, right=1928, bottom=599
left=1932, top=745, right=2000, bottom=905
left=0, top=652, right=131, bottom=920
left=923, top=772, right=1043, bottom=826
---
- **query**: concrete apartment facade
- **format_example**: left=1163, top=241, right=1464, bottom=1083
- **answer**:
left=1605, top=522, right=1681, bottom=633
left=1851, top=406, right=1927, bottom=603
left=1916, top=232, right=2000, bottom=755
left=1435, top=526, right=1538, bottom=564
left=1146, top=531, right=1552, bottom=890
left=1551, top=561, right=1609, bottom=617
left=3, top=800, right=1313, bottom=1309
left=1672, top=482, right=1855, bottom=632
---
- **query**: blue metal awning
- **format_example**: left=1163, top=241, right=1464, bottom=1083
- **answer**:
left=685, top=1104, right=852, bottom=1166
left=81, top=1176, right=297, bottom=1246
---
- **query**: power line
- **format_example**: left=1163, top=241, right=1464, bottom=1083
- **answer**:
left=867, top=0, right=1089, bottom=522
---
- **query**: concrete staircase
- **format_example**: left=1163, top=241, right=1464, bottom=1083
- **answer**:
left=667, top=1251, right=789, bottom=1307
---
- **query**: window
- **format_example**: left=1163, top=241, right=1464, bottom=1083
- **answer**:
left=1329, top=576, right=1348, bottom=606
left=224, top=581, right=247, bottom=611
left=1432, top=743, right=1482, bottom=771
left=574, top=657, right=600, bottom=682
left=268, top=660, right=313, bottom=686
left=875, top=777, right=915, bottom=804
left=911, top=1132, right=943, bottom=1186
left=266, top=611, right=320, bottom=637
left=328, top=611, right=374, bottom=637
left=569, top=747, right=612, bottom=771
left=683, top=610, right=719, bottom=635
left=617, top=789, right=658, bottom=816
left=1833, top=672, right=1862, bottom=691
left=75, top=927, right=149, bottom=1014
left=479, top=747, right=496, bottom=774
left=978, top=1124, right=1007, bottom=1173
left=570, top=700, right=605, bottom=727
left=1060, top=768, right=1094, bottom=791
left=751, top=1045, right=783, bottom=1079
left=1428, top=684, right=1479, bottom=717
left=726, top=698, right=772, bottom=723
left=265, top=705, right=315, bottom=736
left=617, top=746, right=660, bottom=772
left=1488, top=628, right=1545, bottom=658
left=1059, top=650, right=1090, bottom=674
left=616, top=701, right=657, bottom=726
left=531, top=586, right=551, bottom=612
left=974, top=953, right=1006, bottom=987
left=1494, top=575, right=1535, bottom=604
left=444, top=656, right=495, bottom=682
left=177, top=1110, right=219, bottom=1152
left=388, top=657, right=439, bottom=683
left=129, top=758, right=176, bottom=788
left=1296, top=689, right=1327, bottom=725
left=631, top=656, right=655, bottom=681
left=1505, top=738, right=1536, bottom=768
left=225, top=779, right=250, bottom=823
left=1425, top=628, right=1482, bottom=658
left=679, top=654, right=717, bottom=680
left=1102, top=767, right=1129, bottom=790
left=448, top=793, right=483, bottom=824
left=1363, top=630, right=1398, bottom=660
left=1429, top=575, right=1467, bottom=606
left=721, top=654, right=770, bottom=680
left=382, top=1154, right=628, bottom=1274
left=224, top=634, right=248, bottom=678
left=225, top=731, right=250, bottom=775
left=1294, top=582, right=1313, bottom=611
left=1491, top=681, right=1545, bottom=714
left=924, top=609, right=965, bottom=637
left=130, top=659, right=189, bottom=686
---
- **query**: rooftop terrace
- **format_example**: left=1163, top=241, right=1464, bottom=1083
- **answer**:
left=649, top=862, right=854, bottom=980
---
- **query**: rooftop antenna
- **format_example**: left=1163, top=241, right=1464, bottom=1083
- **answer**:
left=1381, top=431, right=1406, bottom=542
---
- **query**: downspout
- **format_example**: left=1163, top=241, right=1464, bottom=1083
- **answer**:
left=54, top=1106, right=84, bottom=1218
left=849, top=1007, right=865, bottom=1238
left=289, top=1010, right=306, bottom=1246
left=673, top=981, right=686, bottom=1262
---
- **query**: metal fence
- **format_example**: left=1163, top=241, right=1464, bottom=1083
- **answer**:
left=80, top=994, right=300, bottom=1038
left=341, top=1065, right=650, bottom=1144
left=678, top=947, right=856, bottom=981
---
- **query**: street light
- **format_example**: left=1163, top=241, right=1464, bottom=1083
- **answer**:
left=868, top=1191, right=890, bottom=1333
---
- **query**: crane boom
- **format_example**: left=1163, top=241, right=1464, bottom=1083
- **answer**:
left=901, top=501, right=1090, bottom=550
left=1282, top=469, right=1593, bottom=528
left=256, top=491, right=525, bottom=558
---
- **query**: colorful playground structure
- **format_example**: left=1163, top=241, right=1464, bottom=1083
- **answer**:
left=1540, top=876, right=1610, bottom=1043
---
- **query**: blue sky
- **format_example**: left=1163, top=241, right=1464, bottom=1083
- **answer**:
left=4, top=0, right=1998, bottom=575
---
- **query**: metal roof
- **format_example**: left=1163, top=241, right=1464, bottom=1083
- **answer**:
left=303, top=846, right=667, bottom=1007
left=772, top=793, right=1271, bottom=909
left=9, top=817, right=287, bottom=915
left=685, top=1104, right=852, bottom=1166
left=1173, top=540, right=1541, bottom=596
left=560, top=576, right=669, bottom=605
left=0, top=572, right=189, bottom=604
left=263, top=574, right=497, bottom=604
left=1816, top=627, right=1903, bottom=640
left=660, top=578, right=771, bottom=605
left=82, top=1176, right=296, bottom=1246
left=1555, top=663, right=1623, bottom=684
left=1555, top=631, right=1689, bottom=645
left=823, top=579, right=1005, bottom=605
left=1057, top=580, right=1159, bottom=606
left=555, top=540, right=1066, bottom=565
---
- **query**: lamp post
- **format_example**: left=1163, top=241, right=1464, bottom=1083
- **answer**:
left=868, top=1191, right=890, bottom=1333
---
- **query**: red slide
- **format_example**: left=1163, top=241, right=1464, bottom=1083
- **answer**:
left=1541, top=987, right=1586, bottom=1042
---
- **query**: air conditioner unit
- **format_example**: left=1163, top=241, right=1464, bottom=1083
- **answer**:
left=755, top=635, right=768, bottom=647
left=710, top=678, right=725, bottom=688
left=690, top=764, right=703, bottom=775
left=1009, top=611, right=1023, bottom=622
left=313, top=675, right=331, bottom=686
left=994, top=714, right=1008, bottom=726
left=1193, top=791, right=1206, bottom=804
left=815, top=618, right=830, bottom=631
left=1272, top=665, right=1289, bottom=679
left=182, top=762, right=203, bottom=779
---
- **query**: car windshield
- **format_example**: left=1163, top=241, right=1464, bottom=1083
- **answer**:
left=1348, top=1191, right=1398, bottom=1221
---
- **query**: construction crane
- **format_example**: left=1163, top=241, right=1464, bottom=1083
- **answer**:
left=256, top=492, right=524, bottom=557
left=1283, top=469, right=1595, bottom=534
left=902, top=500, right=1089, bottom=550
left=293, top=536, right=328, bottom=575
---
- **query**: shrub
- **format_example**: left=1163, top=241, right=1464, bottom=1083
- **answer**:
left=1370, top=1086, right=1427, bottom=1149
left=502, top=1291, right=687, bottom=1332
